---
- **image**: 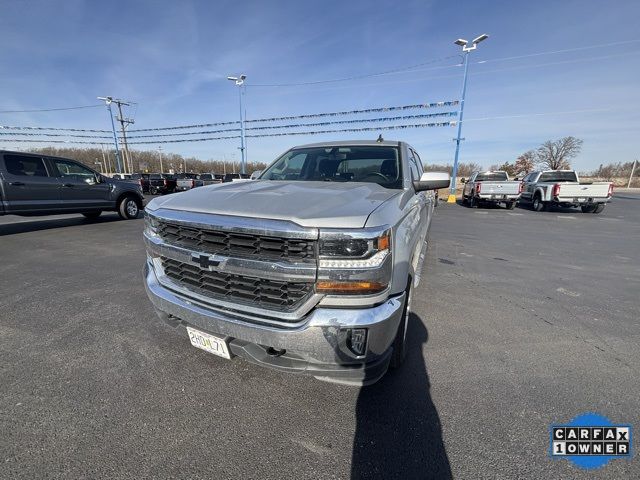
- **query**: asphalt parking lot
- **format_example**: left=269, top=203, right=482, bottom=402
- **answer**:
left=1, top=194, right=638, bottom=479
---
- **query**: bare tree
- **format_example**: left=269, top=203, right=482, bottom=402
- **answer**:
left=535, top=137, right=583, bottom=170
left=514, top=150, right=535, bottom=175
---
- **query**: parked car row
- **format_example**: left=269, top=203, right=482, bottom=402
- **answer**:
left=461, top=169, right=613, bottom=213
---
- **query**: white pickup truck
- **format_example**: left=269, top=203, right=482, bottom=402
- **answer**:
left=520, top=170, right=613, bottom=213
left=461, top=171, right=522, bottom=209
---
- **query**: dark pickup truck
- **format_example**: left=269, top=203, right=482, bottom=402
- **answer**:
left=131, top=173, right=151, bottom=194
left=0, top=150, right=144, bottom=219
left=148, top=174, right=177, bottom=195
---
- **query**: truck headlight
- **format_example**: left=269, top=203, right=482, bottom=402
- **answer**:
left=317, top=229, right=391, bottom=295
left=144, top=211, right=160, bottom=238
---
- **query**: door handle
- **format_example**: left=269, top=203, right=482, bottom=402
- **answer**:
left=9, top=181, right=25, bottom=186
left=62, top=183, right=75, bottom=188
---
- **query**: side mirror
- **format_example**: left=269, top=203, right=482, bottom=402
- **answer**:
left=460, top=178, right=466, bottom=184
left=413, top=172, right=450, bottom=192
left=250, top=170, right=262, bottom=180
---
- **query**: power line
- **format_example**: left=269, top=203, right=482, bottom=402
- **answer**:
left=247, top=55, right=460, bottom=87
left=0, top=125, right=110, bottom=132
left=0, top=104, right=103, bottom=113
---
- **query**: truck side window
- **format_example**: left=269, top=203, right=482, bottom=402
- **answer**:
left=52, top=159, right=97, bottom=184
left=4, top=155, right=49, bottom=177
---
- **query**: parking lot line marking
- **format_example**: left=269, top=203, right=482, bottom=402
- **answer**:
left=557, top=216, right=577, bottom=219
left=475, top=211, right=489, bottom=214
left=507, top=212, right=524, bottom=216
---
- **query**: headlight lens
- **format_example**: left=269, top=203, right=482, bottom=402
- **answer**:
left=144, top=212, right=159, bottom=237
left=317, top=229, right=391, bottom=295
left=319, top=231, right=390, bottom=260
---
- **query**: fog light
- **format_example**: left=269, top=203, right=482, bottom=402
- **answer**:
left=347, top=328, right=367, bottom=356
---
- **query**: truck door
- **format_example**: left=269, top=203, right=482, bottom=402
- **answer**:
left=0, top=153, right=62, bottom=213
left=48, top=158, right=111, bottom=210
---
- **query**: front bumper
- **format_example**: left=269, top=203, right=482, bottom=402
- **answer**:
left=144, top=262, right=405, bottom=385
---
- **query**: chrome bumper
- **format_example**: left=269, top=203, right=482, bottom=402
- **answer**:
left=144, top=261, right=405, bottom=385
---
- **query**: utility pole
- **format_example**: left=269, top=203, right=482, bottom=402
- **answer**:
left=97, top=96, right=123, bottom=173
left=628, top=159, right=637, bottom=188
left=227, top=74, right=247, bottom=174
left=100, top=144, right=108, bottom=173
left=111, top=99, right=135, bottom=173
left=448, top=34, right=489, bottom=203
left=158, top=146, right=164, bottom=173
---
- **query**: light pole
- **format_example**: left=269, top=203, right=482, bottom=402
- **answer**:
left=227, top=74, right=247, bottom=174
left=158, top=146, right=164, bottom=173
left=448, top=34, right=489, bottom=203
left=97, top=96, right=123, bottom=174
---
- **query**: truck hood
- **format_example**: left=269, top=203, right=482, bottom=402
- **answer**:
left=147, top=180, right=400, bottom=228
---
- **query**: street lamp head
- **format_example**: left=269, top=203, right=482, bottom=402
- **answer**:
left=97, top=96, right=112, bottom=105
left=228, top=74, right=246, bottom=86
left=454, top=39, right=468, bottom=47
left=473, top=34, right=489, bottom=44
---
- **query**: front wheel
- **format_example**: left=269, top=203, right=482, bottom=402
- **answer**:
left=506, top=201, right=516, bottom=210
left=468, top=196, right=477, bottom=208
left=117, top=195, right=140, bottom=219
left=593, top=204, right=605, bottom=214
left=390, top=280, right=412, bottom=369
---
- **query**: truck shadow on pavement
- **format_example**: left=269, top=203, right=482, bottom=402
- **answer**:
left=351, top=313, right=452, bottom=480
left=0, top=214, right=138, bottom=236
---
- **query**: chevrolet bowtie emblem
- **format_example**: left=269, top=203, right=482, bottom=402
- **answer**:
left=192, top=253, right=221, bottom=269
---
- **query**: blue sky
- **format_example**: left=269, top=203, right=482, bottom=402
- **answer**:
left=0, top=0, right=638, bottom=171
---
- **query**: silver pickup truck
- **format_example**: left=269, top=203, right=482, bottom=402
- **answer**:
left=143, top=140, right=449, bottom=385
left=520, top=170, right=613, bottom=213
left=461, top=170, right=522, bottom=209
left=176, top=173, right=224, bottom=191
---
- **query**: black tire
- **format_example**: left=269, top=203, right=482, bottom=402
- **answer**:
left=150, top=186, right=158, bottom=195
left=390, top=279, right=412, bottom=369
left=117, top=195, right=140, bottom=219
left=593, top=204, right=605, bottom=214
left=506, top=201, right=516, bottom=210
left=581, top=205, right=597, bottom=213
left=461, top=195, right=468, bottom=206
left=532, top=195, right=546, bottom=212
left=82, top=211, right=102, bottom=219
left=468, top=196, right=477, bottom=208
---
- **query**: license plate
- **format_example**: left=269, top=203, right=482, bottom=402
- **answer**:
left=186, top=327, right=231, bottom=359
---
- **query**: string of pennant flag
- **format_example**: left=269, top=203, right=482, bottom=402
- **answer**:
left=0, top=100, right=459, bottom=146
left=123, top=111, right=458, bottom=139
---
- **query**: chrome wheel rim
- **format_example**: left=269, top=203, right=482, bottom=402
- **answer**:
left=126, top=200, right=138, bottom=217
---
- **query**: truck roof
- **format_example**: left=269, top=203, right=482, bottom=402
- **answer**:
left=291, top=140, right=402, bottom=149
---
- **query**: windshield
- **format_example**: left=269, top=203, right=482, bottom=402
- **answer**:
left=261, top=146, right=402, bottom=189
left=476, top=172, right=508, bottom=182
left=539, top=171, right=577, bottom=182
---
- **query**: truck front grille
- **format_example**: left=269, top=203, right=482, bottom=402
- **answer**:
left=157, top=221, right=316, bottom=261
left=161, top=257, right=314, bottom=311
